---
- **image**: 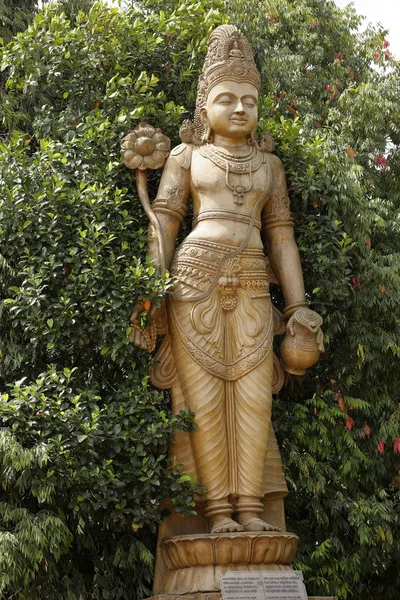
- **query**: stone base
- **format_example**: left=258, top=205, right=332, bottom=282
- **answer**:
left=148, top=595, right=334, bottom=600
left=155, top=531, right=299, bottom=595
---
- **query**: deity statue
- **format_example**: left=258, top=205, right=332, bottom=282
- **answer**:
left=122, top=24, right=324, bottom=541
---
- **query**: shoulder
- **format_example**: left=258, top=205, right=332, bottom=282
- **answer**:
left=169, top=143, right=193, bottom=170
left=264, top=152, right=284, bottom=173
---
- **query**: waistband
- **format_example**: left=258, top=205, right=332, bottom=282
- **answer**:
left=192, top=209, right=262, bottom=230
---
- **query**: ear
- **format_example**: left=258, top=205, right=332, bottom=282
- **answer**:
left=200, top=107, right=209, bottom=126
left=199, top=107, right=213, bottom=144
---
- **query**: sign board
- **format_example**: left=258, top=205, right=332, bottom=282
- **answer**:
left=221, top=571, right=308, bottom=600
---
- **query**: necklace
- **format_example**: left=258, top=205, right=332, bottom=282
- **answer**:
left=198, top=144, right=264, bottom=204
left=211, top=144, right=254, bottom=162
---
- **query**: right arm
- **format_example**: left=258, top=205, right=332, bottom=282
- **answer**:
left=150, top=144, right=191, bottom=270
left=130, top=144, right=191, bottom=350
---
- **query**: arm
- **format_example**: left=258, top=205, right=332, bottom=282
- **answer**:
left=262, top=154, right=324, bottom=372
left=149, top=144, right=191, bottom=270
left=129, top=144, right=191, bottom=351
left=262, top=154, right=307, bottom=317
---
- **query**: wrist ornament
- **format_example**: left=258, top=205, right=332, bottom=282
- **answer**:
left=283, top=301, right=308, bottom=319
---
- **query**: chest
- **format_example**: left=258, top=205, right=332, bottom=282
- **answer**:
left=190, top=148, right=272, bottom=208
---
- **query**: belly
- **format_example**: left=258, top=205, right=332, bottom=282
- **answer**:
left=187, top=218, right=263, bottom=249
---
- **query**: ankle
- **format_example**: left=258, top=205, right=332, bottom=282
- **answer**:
left=235, top=497, right=263, bottom=522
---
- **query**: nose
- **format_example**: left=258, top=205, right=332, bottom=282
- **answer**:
left=234, top=100, right=246, bottom=114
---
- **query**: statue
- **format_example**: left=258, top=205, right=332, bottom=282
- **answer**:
left=121, top=23, right=324, bottom=596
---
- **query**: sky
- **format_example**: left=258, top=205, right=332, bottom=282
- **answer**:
left=334, top=0, right=400, bottom=59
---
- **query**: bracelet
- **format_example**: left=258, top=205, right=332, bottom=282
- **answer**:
left=283, top=301, right=308, bottom=319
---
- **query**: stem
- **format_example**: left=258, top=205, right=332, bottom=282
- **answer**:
left=135, top=169, right=165, bottom=271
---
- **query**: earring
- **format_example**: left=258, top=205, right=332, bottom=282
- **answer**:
left=248, top=128, right=258, bottom=148
left=202, top=123, right=214, bottom=144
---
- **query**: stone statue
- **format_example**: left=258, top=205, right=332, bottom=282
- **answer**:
left=121, top=23, right=324, bottom=596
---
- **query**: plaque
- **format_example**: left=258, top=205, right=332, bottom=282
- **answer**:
left=221, top=571, right=308, bottom=600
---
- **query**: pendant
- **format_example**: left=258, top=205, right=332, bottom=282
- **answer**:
left=233, top=185, right=246, bottom=204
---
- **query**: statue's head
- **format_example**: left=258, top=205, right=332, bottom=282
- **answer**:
left=194, top=25, right=261, bottom=144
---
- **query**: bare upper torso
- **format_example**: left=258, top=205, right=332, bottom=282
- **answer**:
left=187, top=146, right=272, bottom=250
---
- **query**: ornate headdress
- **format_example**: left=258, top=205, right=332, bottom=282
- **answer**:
left=194, top=25, right=261, bottom=139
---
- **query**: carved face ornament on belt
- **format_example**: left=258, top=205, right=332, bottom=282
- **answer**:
left=218, top=258, right=241, bottom=310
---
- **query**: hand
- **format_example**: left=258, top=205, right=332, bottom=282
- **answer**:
left=286, top=308, right=324, bottom=353
left=280, top=307, right=324, bottom=375
left=129, top=301, right=166, bottom=352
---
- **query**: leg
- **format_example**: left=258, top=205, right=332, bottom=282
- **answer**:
left=171, top=333, right=242, bottom=532
left=236, top=495, right=280, bottom=531
left=234, top=352, right=279, bottom=531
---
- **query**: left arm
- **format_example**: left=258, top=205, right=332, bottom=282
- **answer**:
left=262, top=154, right=324, bottom=370
left=262, top=154, right=307, bottom=317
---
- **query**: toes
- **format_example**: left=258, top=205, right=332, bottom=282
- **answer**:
left=242, top=519, right=280, bottom=532
left=212, top=520, right=244, bottom=533
left=228, top=523, right=244, bottom=532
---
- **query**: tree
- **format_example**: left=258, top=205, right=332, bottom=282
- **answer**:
left=0, top=0, right=398, bottom=599
left=227, top=1, right=400, bottom=598
left=0, top=0, right=39, bottom=44
left=0, top=2, right=220, bottom=598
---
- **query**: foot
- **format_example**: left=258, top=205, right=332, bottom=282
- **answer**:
left=210, top=515, right=244, bottom=534
left=237, top=515, right=280, bottom=532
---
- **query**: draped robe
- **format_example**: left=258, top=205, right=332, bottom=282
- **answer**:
left=150, top=143, right=292, bottom=503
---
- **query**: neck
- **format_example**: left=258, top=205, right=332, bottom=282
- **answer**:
left=212, top=134, right=248, bottom=148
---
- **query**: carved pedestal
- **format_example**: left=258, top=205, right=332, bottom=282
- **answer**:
left=148, top=531, right=298, bottom=597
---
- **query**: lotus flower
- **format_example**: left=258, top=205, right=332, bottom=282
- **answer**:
left=121, top=122, right=170, bottom=170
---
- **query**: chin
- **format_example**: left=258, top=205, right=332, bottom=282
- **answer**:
left=224, top=125, right=251, bottom=135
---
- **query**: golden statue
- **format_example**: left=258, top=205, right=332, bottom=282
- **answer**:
left=122, top=23, right=324, bottom=595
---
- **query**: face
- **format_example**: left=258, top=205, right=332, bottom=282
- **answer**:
left=202, top=80, right=258, bottom=140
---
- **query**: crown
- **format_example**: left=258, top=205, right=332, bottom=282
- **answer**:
left=194, top=25, right=261, bottom=138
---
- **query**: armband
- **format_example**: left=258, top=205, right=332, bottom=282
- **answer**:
left=152, top=196, right=188, bottom=223
left=262, top=193, right=294, bottom=230
left=153, top=180, right=188, bottom=223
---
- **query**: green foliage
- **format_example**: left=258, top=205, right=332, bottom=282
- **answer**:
left=0, top=0, right=39, bottom=44
left=0, top=1, right=222, bottom=597
left=0, top=0, right=399, bottom=598
left=228, top=1, right=400, bottom=598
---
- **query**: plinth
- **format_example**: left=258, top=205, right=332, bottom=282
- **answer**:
left=149, top=531, right=298, bottom=596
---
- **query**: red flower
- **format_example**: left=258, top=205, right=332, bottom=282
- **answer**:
left=351, top=277, right=361, bottom=287
left=374, top=51, right=380, bottom=59
left=345, top=145, right=356, bottom=159
left=375, top=155, right=388, bottom=170
left=394, top=439, right=400, bottom=454
left=378, top=440, right=385, bottom=454
left=361, top=424, right=371, bottom=439
left=346, top=417, right=355, bottom=431
left=324, top=83, right=332, bottom=91
left=383, top=40, right=390, bottom=49
left=336, top=392, right=346, bottom=412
